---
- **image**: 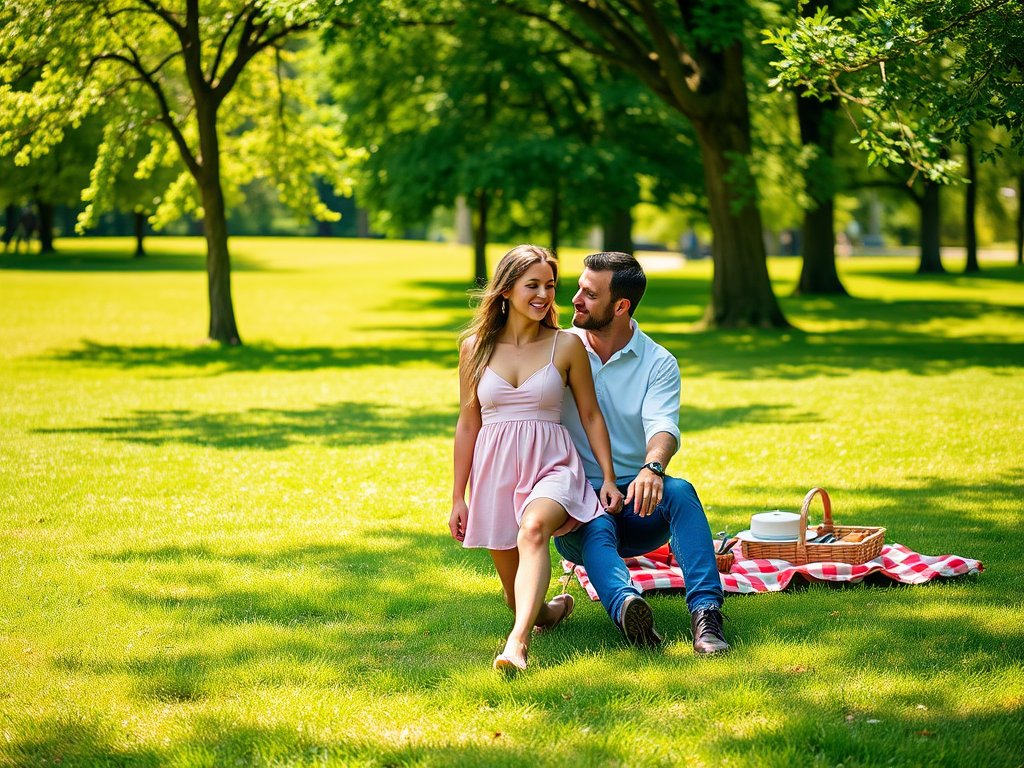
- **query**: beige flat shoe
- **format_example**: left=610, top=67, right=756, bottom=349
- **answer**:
left=534, top=593, right=574, bottom=633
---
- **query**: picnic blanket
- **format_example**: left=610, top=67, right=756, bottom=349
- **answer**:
left=564, top=542, right=983, bottom=599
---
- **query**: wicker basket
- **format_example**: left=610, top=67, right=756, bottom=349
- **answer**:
left=739, top=488, right=885, bottom=565
left=715, top=551, right=735, bottom=573
left=668, top=546, right=735, bottom=573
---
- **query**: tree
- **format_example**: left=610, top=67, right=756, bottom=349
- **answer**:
left=496, top=0, right=788, bottom=328
left=0, top=115, right=101, bottom=253
left=768, top=0, right=1024, bottom=274
left=766, top=0, right=1023, bottom=191
left=1, top=1, right=347, bottom=343
left=330, top=3, right=702, bottom=282
left=963, top=137, right=979, bottom=273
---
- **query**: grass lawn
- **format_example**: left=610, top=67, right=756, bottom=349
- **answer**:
left=1, top=237, right=1022, bottom=767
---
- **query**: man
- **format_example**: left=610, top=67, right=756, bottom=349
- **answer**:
left=555, top=252, right=729, bottom=654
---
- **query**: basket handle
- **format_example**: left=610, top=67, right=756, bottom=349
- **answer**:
left=796, top=488, right=833, bottom=559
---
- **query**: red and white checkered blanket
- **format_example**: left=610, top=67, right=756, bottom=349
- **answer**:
left=564, top=541, right=983, bottom=599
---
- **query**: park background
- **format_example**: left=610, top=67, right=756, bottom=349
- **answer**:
left=2, top=1, right=1023, bottom=766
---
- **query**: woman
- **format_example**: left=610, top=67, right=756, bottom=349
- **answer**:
left=449, top=244, right=623, bottom=672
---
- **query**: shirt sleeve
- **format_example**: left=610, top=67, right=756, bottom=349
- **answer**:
left=641, top=354, right=681, bottom=448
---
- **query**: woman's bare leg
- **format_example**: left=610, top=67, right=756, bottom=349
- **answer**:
left=489, top=549, right=519, bottom=613
left=491, top=547, right=574, bottom=626
left=499, top=498, right=569, bottom=667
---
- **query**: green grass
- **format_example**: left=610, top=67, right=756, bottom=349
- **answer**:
left=1, top=237, right=1022, bottom=767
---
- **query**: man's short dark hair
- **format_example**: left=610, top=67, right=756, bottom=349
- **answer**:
left=583, top=252, right=647, bottom=316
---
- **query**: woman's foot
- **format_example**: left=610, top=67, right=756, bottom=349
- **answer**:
left=493, top=638, right=528, bottom=673
left=533, top=593, right=574, bottom=633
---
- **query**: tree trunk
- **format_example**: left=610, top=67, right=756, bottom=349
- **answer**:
left=36, top=201, right=55, bottom=253
left=133, top=212, right=147, bottom=258
left=603, top=206, right=634, bottom=254
left=917, top=181, right=945, bottom=273
left=694, top=115, right=788, bottom=328
left=196, top=101, right=241, bottom=345
left=963, top=140, right=979, bottom=273
left=550, top=183, right=560, bottom=255
left=2, top=204, right=16, bottom=247
left=356, top=208, right=370, bottom=238
left=1017, top=169, right=1023, bottom=267
left=793, top=94, right=847, bottom=295
left=473, top=189, right=489, bottom=284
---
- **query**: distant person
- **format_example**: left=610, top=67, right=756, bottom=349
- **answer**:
left=449, top=244, right=623, bottom=673
left=7, top=206, right=38, bottom=253
left=554, top=252, right=730, bottom=655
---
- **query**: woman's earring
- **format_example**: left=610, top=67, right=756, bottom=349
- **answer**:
left=501, top=298, right=508, bottom=314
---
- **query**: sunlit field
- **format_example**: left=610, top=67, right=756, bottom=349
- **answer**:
left=1, top=237, right=1022, bottom=767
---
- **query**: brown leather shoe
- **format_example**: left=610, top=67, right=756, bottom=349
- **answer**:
left=619, top=595, right=663, bottom=647
left=691, top=607, right=730, bottom=655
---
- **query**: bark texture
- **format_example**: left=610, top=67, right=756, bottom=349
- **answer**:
left=473, top=189, right=489, bottom=284
left=694, top=104, right=787, bottom=328
left=1, top=204, right=16, bottom=246
left=964, top=140, right=979, bottom=273
left=794, top=94, right=847, bottom=295
left=917, top=181, right=945, bottom=274
left=603, top=206, right=634, bottom=254
left=550, top=183, right=560, bottom=255
left=197, top=96, right=240, bottom=344
left=543, top=4, right=787, bottom=327
left=1017, top=170, right=1023, bottom=267
left=37, top=201, right=54, bottom=253
left=134, top=212, right=147, bottom=258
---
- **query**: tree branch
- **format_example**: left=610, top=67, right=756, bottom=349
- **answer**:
left=208, top=2, right=254, bottom=83
left=561, top=0, right=675, bottom=105
left=133, top=0, right=183, bottom=33
left=90, top=52, right=201, bottom=179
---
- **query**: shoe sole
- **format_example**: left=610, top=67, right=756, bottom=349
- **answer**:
left=693, top=641, right=731, bottom=656
left=621, top=597, right=663, bottom=647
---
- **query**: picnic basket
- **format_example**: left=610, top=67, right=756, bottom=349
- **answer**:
left=714, top=551, right=735, bottom=573
left=739, top=487, right=885, bottom=565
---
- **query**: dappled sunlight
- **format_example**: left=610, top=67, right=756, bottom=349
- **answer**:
left=33, top=401, right=456, bottom=450
left=4, top=244, right=1024, bottom=766
left=45, top=339, right=458, bottom=374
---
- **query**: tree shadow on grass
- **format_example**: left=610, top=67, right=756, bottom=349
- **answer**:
left=0, top=245, right=277, bottom=273
left=31, top=401, right=815, bottom=451
left=16, top=477, right=1020, bottom=767
left=657, top=325, right=1023, bottom=380
left=45, top=339, right=460, bottom=375
left=850, top=263, right=1024, bottom=285
left=33, top=400, right=457, bottom=449
left=364, top=276, right=1024, bottom=380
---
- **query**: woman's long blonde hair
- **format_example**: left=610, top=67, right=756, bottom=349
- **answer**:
left=460, top=244, right=560, bottom=402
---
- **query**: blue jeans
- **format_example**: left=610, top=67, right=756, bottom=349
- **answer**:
left=554, top=475, right=723, bottom=624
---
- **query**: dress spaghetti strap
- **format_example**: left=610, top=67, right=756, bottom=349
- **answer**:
left=549, top=330, right=559, bottom=364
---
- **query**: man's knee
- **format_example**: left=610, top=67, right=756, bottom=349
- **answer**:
left=555, top=514, right=617, bottom=563
left=662, top=476, right=700, bottom=507
left=583, top=512, right=619, bottom=543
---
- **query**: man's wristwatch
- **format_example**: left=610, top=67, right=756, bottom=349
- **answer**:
left=642, top=461, right=666, bottom=477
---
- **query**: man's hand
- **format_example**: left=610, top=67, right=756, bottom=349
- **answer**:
left=625, top=468, right=664, bottom=517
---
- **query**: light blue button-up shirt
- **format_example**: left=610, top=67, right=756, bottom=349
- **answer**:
left=561, top=320, right=682, bottom=484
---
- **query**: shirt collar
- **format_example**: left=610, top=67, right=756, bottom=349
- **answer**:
left=576, top=319, right=643, bottom=360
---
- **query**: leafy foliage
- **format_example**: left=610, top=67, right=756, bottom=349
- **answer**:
left=766, top=0, right=1024, bottom=182
left=0, top=1, right=349, bottom=232
left=329, top=2, right=703, bottom=243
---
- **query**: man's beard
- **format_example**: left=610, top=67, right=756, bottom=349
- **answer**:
left=572, top=302, right=615, bottom=331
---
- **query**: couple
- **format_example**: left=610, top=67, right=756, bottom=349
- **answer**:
left=449, top=245, right=728, bottom=672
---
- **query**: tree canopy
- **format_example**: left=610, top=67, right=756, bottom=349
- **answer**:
left=0, top=0, right=350, bottom=343
left=766, top=0, right=1024, bottom=182
left=331, top=2, right=703, bottom=281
